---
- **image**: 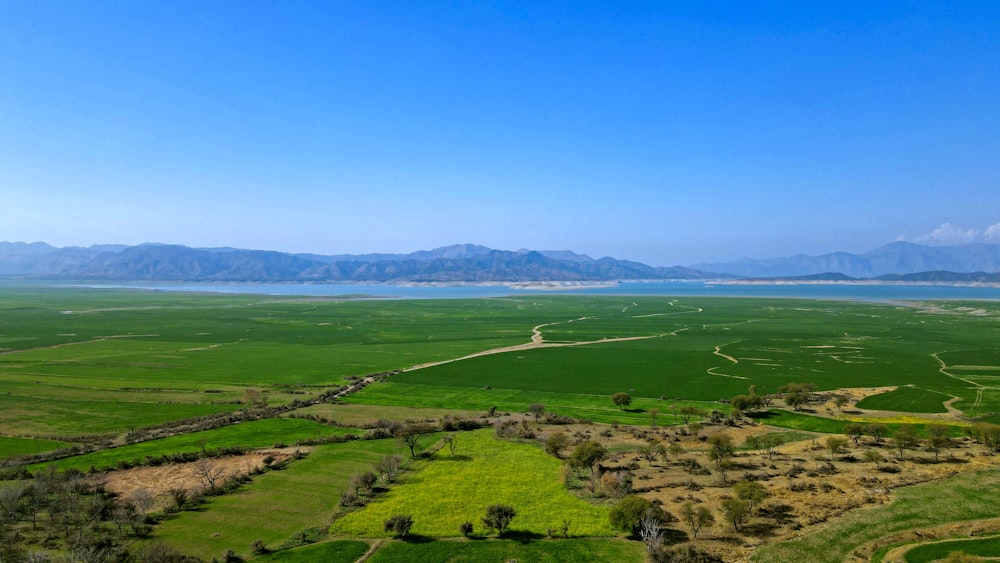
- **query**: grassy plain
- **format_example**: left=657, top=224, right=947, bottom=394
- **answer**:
left=0, top=435, right=71, bottom=458
left=330, top=429, right=615, bottom=538
left=32, top=418, right=358, bottom=472
left=902, top=534, right=1000, bottom=562
left=5, top=287, right=1000, bottom=442
left=366, top=538, right=645, bottom=562
left=147, top=437, right=419, bottom=559
left=260, top=540, right=370, bottom=562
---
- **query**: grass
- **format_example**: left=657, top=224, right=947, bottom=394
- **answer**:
left=31, top=418, right=358, bottom=472
left=260, top=540, right=370, bottom=562
left=290, top=403, right=483, bottom=427
left=750, top=410, right=967, bottom=437
left=330, top=430, right=616, bottom=538
left=0, top=435, right=72, bottom=458
left=5, top=287, right=1000, bottom=441
left=857, top=386, right=951, bottom=413
left=904, top=534, right=1000, bottom=562
left=751, top=467, right=1000, bottom=562
left=147, top=437, right=415, bottom=560
left=366, top=538, right=645, bottom=562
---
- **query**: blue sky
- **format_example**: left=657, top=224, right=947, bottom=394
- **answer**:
left=2, top=1, right=999, bottom=265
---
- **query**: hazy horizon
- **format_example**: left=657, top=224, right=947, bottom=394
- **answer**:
left=4, top=2, right=999, bottom=265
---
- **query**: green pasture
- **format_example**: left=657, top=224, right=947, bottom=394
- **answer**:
left=330, top=430, right=615, bottom=538
left=357, top=298, right=1000, bottom=419
left=857, top=386, right=952, bottom=413
left=4, top=286, right=1000, bottom=441
left=366, top=538, right=645, bottom=562
left=261, top=540, right=370, bottom=562
left=32, top=418, right=358, bottom=472
left=903, top=534, right=1000, bottom=562
left=752, top=467, right=1000, bottom=563
left=341, top=381, right=715, bottom=426
left=148, top=437, right=418, bottom=559
left=0, top=435, right=72, bottom=458
left=291, top=403, right=483, bottom=427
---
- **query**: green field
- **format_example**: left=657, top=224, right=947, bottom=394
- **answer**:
left=903, top=534, right=1000, bottom=562
left=752, top=468, right=1000, bottom=562
left=0, top=435, right=72, bottom=458
left=5, top=288, right=1000, bottom=442
left=366, top=538, right=645, bottom=562
left=147, top=437, right=418, bottom=559
left=32, top=418, right=359, bottom=472
left=331, top=429, right=615, bottom=538
left=261, top=540, right=370, bottom=562
left=857, top=385, right=952, bottom=413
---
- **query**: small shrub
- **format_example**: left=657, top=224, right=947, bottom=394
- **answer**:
left=459, top=521, right=474, bottom=537
left=384, top=514, right=414, bottom=538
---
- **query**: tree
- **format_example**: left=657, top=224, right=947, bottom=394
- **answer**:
left=609, top=495, right=661, bottom=534
left=734, top=481, right=770, bottom=512
left=707, top=433, right=734, bottom=472
left=720, top=497, right=750, bottom=532
left=926, top=423, right=951, bottom=462
left=639, top=514, right=663, bottom=555
left=892, top=426, right=919, bottom=461
left=442, top=434, right=458, bottom=456
left=833, top=394, right=849, bottom=412
left=649, top=407, right=660, bottom=429
left=844, top=423, right=865, bottom=446
left=569, top=441, right=606, bottom=476
left=826, top=436, right=847, bottom=460
left=612, top=392, right=632, bottom=410
left=545, top=432, right=570, bottom=457
left=600, top=471, right=632, bottom=499
left=482, top=504, right=516, bottom=536
left=779, top=382, right=815, bottom=411
left=864, top=449, right=883, bottom=469
left=241, top=388, right=267, bottom=408
left=192, top=458, right=226, bottom=493
left=679, top=501, right=715, bottom=538
left=529, top=403, right=545, bottom=421
left=679, top=405, right=703, bottom=425
left=865, top=423, right=889, bottom=445
left=459, top=521, right=474, bottom=537
left=394, top=423, right=432, bottom=457
left=374, top=454, right=403, bottom=483
left=383, top=514, right=413, bottom=538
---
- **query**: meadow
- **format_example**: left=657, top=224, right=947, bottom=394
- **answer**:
left=146, top=436, right=425, bottom=559
left=31, top=418, right=359, bottom=472
left=4, top=286, right=1000, bottom=561
left=365, top=538, right=645, bottom=562
left=330, top=429, right=615, bottom=538
left=4, top=287, right=1000, bottom=444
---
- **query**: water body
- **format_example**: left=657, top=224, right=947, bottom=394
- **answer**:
left=72, top=281, right=1000, bottom=301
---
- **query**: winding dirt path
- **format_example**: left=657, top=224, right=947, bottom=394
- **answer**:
left=404, top=311, right=695, bottom=372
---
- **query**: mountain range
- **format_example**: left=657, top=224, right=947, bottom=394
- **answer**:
left=2, top=241, right=999, bottom=283
left=693, top=241, right=1000, bottom=278
left=0, top=242, right=718, bottom=282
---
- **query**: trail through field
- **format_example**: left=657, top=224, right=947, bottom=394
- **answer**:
left=932, top=352, right=986, bottom=412
left=713, top=343, right=740, bottom=364
left=705, top=366, right=747, bottom=380
left=405, top=310, right=697, bottom=372
left=0, top=334, right=159, bottom=355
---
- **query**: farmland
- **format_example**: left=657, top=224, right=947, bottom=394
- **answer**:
left=3, top=285, right=1000, bottom=561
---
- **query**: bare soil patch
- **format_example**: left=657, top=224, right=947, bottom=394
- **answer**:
left=98, top=448, right=301, bottom=509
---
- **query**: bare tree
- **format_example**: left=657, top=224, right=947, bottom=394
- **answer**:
left=639, top=515, right=663, bottom=555
left=192, top=458, right=227, bottom=493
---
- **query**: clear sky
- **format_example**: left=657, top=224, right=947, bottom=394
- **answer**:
left=2, top=1, right=999, bottom=266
